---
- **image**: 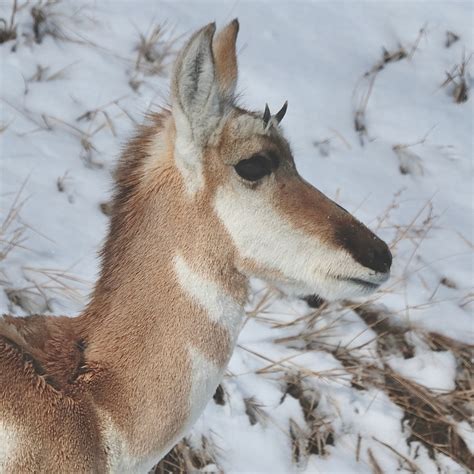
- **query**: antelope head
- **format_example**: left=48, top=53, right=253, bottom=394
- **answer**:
left=169, top=20, right=392, bottom=302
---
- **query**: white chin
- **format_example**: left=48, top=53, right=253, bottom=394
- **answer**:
left=274, top=277, right=380, bottom=302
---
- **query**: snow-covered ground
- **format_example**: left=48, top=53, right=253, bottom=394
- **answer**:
left=1, top=1, right=472, bottom=472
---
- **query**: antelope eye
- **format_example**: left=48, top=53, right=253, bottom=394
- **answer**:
left=234, top=154, right=278, bottom=182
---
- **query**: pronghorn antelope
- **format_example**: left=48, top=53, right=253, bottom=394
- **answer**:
left=0, top=20, right=392, bottom=472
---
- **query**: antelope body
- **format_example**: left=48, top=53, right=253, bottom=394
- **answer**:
left=0, top=21, right=392, bottom=473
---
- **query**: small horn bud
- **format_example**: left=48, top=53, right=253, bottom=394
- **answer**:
left=274, top=100, right=288, bottom=124
left=263, top=103, right=271, bottom=127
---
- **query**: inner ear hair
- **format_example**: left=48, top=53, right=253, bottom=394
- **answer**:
left=172, top=23, right=217, bottom=113
left=171, top=23, right=223, bottom=145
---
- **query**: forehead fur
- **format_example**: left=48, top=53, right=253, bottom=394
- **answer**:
left=210, top=108, right=292, bottom=162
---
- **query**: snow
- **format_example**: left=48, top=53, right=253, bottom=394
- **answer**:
left=388, top=348, right=457, bottom=391
left=1, top=1, right=472, bottom=472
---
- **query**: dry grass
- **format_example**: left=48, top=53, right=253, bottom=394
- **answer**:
left=0, top=0, right=19, bottom=44
left=283, top=372, right=335, bottom=465
left=27, top=62, right=77, bottom=83
left=30, top=0, right=94, bottom=45
left=244, top=396, right=270, bottom=426
left=44, top=113, right=122, bottom=168
left=352, top=302, right=414, bottom=359
left=384, top=370, right=473, bottom=470
left=445, top=31, right=460, bottom=49
left=441, top=52, right=472, bottom=104
left=129, top=21, right=181, bottom=91
left=5, top=265, right=90, bottom=314
left=0, top=179, right=29, bottom=264
left=0, top=182, right=90, bottom=313
left=332, top=347, right=473, bottom=471
left=353, top=27, right=426, bottom=145
left=154, top=437, right=221, bottom=473
left=134, top=22, right=179, bottom=76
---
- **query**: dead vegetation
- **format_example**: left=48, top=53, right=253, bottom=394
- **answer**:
left=29, top=0, right=94, bottom=45
left=282, top=372, right=334, bottom=466
left=424, top=332, right=473, bottom=423
left=384, top=370, right=473, bottom=471
left=441, top=52, right=472, bottom=104
left=331, top=344, right=473, bottom=471
left=0, top=0, right=18, bottom=44
left=0, top=180, right=29, bottom=265
left=5, top=266, right=90, bottom=314
left=244, top=396, right=269, bottom=426
left=445, top=31, right=460, bottom=49
left=352, top=302, right=415, bottom=359
left=134, top=22, right=179, bottom=76
left=0, top=0, right=94, bottom=48
left=27, top=62, right=77, bottom=83
left=353, top=26, right=426, bottom=145
left=154, top=437, right=221, bottom=473
left=391, top=127, right=437, bottom=177
left=129, top=22, right=181, bottom=91
left=0, top=183, right=89, bottom=314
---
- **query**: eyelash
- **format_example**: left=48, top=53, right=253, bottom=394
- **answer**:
left=234, top=153, right=279, bottom=182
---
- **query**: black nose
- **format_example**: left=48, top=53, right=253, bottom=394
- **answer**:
left=362, top=235, right=392, bottom=273
left=335, top=222, right=392, bottom=273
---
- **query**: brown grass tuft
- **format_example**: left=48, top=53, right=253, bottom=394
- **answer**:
left=154, top=437, right=221, bottom=473
left=0, top=0, right=18, bottom=44
left=244, top=396, right=269, bottom=426
left=382, top=370, right=473, bottom=471
left=441, top=52, right=472, bottom=104
left=353, top=26, right=426, bottom=145
left=352, top=303, right=414, bottom=359
left=134, top=22, right=180, bottom=76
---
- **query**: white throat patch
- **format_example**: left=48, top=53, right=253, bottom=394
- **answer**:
left=0, top=421, right=19, bottom=470
left=173, top=254, right=244, bottom=340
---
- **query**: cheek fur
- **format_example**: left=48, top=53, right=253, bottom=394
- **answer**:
left=214, top=184, right=381, bottom=300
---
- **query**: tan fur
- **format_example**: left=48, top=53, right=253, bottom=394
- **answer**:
left=213, top=19, right=239, bottom=96
left=0, top=20, right=390, bottom=472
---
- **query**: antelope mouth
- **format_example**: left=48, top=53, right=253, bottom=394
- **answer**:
left=339, top=271, right=390, bottom=289
left=305, top=271, right=389, bottom=308
left=345, top=276, right=385, bottom=290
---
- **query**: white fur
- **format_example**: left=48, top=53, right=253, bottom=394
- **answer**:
left=101, top=413, right=163, bottom=474
left=173, top=107, right=205, bottom=196
left=172, top=25, right=223, bottom=196
left=173, top=255, right=243, bottom=450
left=174, top=254, right=244, bottom=340
left=214, top=185, right=387, bottom=300
left=100, top=256, right=243, bottom=473
left=0, top=421, right=18, bottom=470
left=186, top=345, right=224, bottom=428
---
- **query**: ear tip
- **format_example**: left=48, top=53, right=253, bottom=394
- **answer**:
left=205, top=22, right=217, bottom=36
left=231, top=18, right=240, bottom=31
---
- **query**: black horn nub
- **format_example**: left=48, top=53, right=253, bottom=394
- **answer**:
left=262, top=101, right=288, bottom=128
left=275, top=100, right=288, bottom=123
left=263, top=103, right=271, bottom=127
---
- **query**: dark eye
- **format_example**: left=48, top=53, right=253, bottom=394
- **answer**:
left=234, top=153, right=278, bottom=182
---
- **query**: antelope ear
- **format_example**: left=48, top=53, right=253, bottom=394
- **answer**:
left=213, top=19, right=239, bottom=99
left=171, top=23, right=221, bottom=147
